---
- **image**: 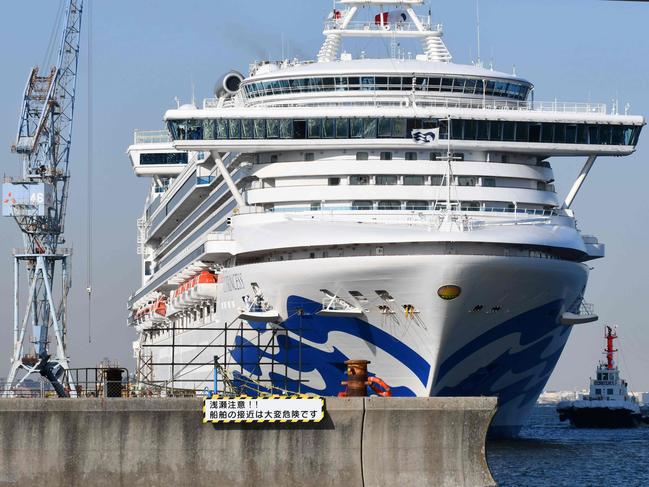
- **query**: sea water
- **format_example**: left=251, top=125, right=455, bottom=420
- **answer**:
left=487, top=406, right=649, bottom=486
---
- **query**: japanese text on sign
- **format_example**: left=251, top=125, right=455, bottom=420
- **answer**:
left=203, top=395, right=325, bottom=424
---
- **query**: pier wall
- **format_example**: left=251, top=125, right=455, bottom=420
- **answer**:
left=0, top=396, right=496, bottom=487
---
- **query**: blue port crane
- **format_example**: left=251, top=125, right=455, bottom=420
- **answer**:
left=2, top=0, right=84, bottom=397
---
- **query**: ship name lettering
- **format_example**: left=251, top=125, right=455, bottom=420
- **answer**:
left=223, top=273, right=245, bottom=292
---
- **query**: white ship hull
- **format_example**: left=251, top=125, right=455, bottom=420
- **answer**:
left=140, top=253, right=588, bottom=437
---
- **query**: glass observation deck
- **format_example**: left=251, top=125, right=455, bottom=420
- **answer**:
left=166, top=116, right=642, bottom=147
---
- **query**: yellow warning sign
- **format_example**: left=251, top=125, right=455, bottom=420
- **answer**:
left=203, top=394, right=325, bottom=424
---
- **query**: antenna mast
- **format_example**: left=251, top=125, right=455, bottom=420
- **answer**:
left=2, top=0, right=84, bottom=397
left=476, top=0, right=482, bottom=66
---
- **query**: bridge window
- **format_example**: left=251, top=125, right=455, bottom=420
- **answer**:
left=351, top=118, right=364, bottom=138
left=405, top=152, right=418, bottom=161
left=336, top=119, right=349, bottom=138
left=529, top=123, right=542, bottom=142
left=242, top=119, right=254, bottom=139
left=378, top=118, right=392, bottom=138
left=356, top=152, right=369, bottom=161
left=228, top=119, right=241, bottom=139
left=308, top=119, right=322, bottom=138
left=242, top=75, right=531, bottom=100
left=294, top=120, right=306, bottom=139
left=216, top=119, right=228, bottom=139
left=254, top=119, right=265, bottom=139
left=392, top=119, right=407, bottom=138
left=361, top=76, right=375, bottom=90
left=267, top=119, right=280, bottom=138
left=168, top=118, right=642, bottom=147
left=323, top=119, right=335, bottom=138
left=280, top=119, right=293, bottom=139
left=140, top=153, right=188, bottom=165
left=380, top=152, right=392, bottom=161
left=364, top=119, right=378, bottom=138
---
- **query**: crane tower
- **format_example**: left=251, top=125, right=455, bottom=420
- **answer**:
left=2, top=0, right=84, bottom=397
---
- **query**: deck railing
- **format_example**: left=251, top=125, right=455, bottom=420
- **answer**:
left=238, top=95, right=608, bottom=114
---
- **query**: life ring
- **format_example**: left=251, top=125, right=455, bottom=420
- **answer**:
left=367, top=376, right=392, bottom=397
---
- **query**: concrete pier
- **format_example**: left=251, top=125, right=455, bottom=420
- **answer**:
left=0, top=396, right=496, bottom=487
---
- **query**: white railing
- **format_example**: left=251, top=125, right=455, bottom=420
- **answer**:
left=578, top=301, right=596, bottom=316
left=207, top=230, right=234, bottom=242
left=133, top=130, right=171, bottom=145
left=531, top=101, right=607, bottom=114
left=323, top=20, right=440, bottom=33
left=245, top=95, right=608, bottom=114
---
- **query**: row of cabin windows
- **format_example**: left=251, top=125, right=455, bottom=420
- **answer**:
left=325, top=175, right=543, bottom=189
left=242, top=76, right=531, bottom=100
left=267, top=151, right=524, bottom=164
left=140, top=152, right=188, bottom=165
left=169, top=118, right=642, bottom=147
left=356, top=151, right=464, bottom=161
left=289, top=201, right=551, bottom=213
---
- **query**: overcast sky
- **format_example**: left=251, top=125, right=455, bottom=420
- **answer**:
left=0, top=0, right=647, bottom=391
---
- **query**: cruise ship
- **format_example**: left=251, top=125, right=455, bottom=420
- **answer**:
left=126, top=0, right=644, bottom=437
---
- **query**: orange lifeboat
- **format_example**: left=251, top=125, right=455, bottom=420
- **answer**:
left=190, top=271, right=218, bottom=301
left=168, top=271, right=218, bottom=314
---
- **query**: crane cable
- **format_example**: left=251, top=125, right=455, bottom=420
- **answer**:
left=41, top=0, right=66, bottom=69
left=86, top=0, right=93, bottom=343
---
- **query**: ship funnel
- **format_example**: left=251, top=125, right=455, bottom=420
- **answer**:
left=215, top=71, right=244, bottom=98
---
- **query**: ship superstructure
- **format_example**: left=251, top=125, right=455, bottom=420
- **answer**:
left=126, top=1, right=644, bottom=437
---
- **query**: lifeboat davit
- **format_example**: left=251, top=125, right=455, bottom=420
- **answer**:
left=133, top=296, right=167, bottom=331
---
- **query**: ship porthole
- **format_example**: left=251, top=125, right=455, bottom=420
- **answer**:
left=438, top=285, right=461, bottom=300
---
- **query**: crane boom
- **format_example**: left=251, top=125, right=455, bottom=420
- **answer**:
left=2, top=0, right=84, bottom=397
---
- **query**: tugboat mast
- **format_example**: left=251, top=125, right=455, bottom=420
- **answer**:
left=605, top=326, right=618, bottom=370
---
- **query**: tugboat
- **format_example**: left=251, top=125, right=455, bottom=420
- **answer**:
left=557, top=326, right=641, bottom=428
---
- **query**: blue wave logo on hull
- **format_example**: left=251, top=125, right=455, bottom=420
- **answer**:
left=434, top=300, right=571, bottom=436
left=230, top=296, right=431, bottom=396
